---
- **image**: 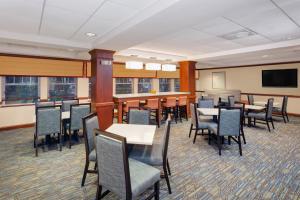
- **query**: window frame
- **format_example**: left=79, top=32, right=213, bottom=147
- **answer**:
left=48, top=77, right=78, bottom=101
left=2, top=76, right=40, bottom=105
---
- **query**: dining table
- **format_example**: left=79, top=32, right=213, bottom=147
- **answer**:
left=105, top=123, right=157, bottom=145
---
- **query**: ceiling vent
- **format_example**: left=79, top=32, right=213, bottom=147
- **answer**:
left=220, top=29, right=256, bottom=40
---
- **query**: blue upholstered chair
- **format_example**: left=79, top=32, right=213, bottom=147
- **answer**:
left=247, top=95, right=254, bottom=105
left=81, top=112, right=99, bottom=187
left=247, top=98, right=274, bottom=132
left=129, top=118, right=172, bottom=194
left=35, top=101, right=55, bottom=108
left=208, top=107, right=242, bottom=156
left=95, top=130, right=160, bottom=200
left=228, top=96, right=235, bottom=107
left=189, top=103, right=215, bottom=144
left=62, top=99, right=79, bottom=112
left=273, top=96, right=289, bottom=123
left=68, top=103, right=91, bottom=148
left=128, top=109, right=150, bottom=125
left=198, top=99, right=214, bottom=108
left=35, top=105, right=62, bottom=157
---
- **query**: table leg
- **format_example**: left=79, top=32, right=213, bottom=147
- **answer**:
left=117, top=102, right=123, bottom=123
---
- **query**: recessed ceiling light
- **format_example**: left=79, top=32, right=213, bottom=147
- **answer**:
left=220, top=29, right=256, bottom=40
left=149, top=57, right=157, bottom=59
left=85, top=32, right=96, bottom=37
left=262, top=55, right=269, bottom=58
left=130, top=54, right=138, bottom=57
left=67, top=48, right=74, bottom=52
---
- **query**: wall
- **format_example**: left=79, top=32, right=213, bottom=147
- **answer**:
left=196, top=63, right=300, bottom=115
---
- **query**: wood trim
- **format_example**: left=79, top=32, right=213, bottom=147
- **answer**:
left=241, top=92, right=300, bottom=98
left=78, top=97, right=90, bottom=100
left=95, top=102, right=114, bottom=107
left=0, top=123, right=34, bottom=131
left=288, top=113, right=300, bottom=117
left=196, top=60, right=300, bottom=71
left=0, top=53, right=89, bottom=62
left=1, top=103, right=35, bottom=108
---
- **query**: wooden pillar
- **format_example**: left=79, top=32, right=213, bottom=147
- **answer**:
left=179, top=61, right=197, bottom=114
left=89, top=49, right=115, bottom=130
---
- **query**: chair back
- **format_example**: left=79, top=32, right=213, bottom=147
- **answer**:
left=82, top=112, right=99, bottom=155
left=62, top=99, right=79, bottom=112
left=266, top=98, right=274, bottom=119
left=36, top=105, right=61, bottom=136
left=124, top=100, right=140, bottom=112
left=217, top=108, right=240, bottom=136
left=247, top=95, right=254, bottom=105
left=95, top=130, right=131, bottom=199
left=178, top=96, right=187, bottom=106
left=70, top=103, right=91, bottom=131
left=160, top=118, right=171, bottom=164
left=146, top=98, right=159, bottom=109
left=228, top=96, right=235, bottom=107
left=35, top=101, right=55, bottom=108
left=165, top=97, right=176, bottom=107
left=198, top=99, right=214, bottom=108
left=282, top=96, right=288, bottom=112
left=128, top=109, right=150, bottom=125
left=190, top=103, right=199, bottom=127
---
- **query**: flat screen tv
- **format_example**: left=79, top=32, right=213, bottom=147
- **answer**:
left=262, top=69, right=298, bottom=88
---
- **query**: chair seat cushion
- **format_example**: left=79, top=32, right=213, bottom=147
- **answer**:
left=129, top=158, right=160, bottom=198
left=247, top=112, right=265, bottom=120
left=208, top=123, right=218, bottom=134
left=129, top=143, right=163, bottom=166
left=89, top=149, right=96, bottom=161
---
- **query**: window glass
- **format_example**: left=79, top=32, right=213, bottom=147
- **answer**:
left=138, top=78, right=152, bottom=93
left=159, top=78, right=171, bottom=92
left=174, top=78, right=180, bottom=92
left=4, top=76, right=39, bottom=104
left=48, top=77, right=77, bottom=101
left=115, top=78, right=133, bottom=94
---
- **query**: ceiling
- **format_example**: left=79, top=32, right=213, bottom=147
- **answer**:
left=0, top=0, right=300, bottom=68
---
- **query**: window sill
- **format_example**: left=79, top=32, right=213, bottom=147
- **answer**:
left=1, top=103, right=35, bottom=108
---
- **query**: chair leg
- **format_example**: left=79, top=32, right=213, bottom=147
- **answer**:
left=34, top=134, right=36, bottom=148
left=228, top=136, right=231, bottom=145
left=266, top=121, right=271, bottom=132
left=94, top=162, right=97, bottom=170
left=241, top=127, right=246, bottom=144
left=163, top=166, right=172, bottom=194
left=208, top=130, right=211, bottom=145
left=189, top=124, right=193, bottom=138
left=167, top=159, right=171, bottom=175
left=282, top=112, right=286, bottom=123
left=35, top=135, right=38, bottom=157
left=154, top=181, right=160, bottom=200
left=185, top=106, right=188, bottom=121
left=69, top=129, right=72, bottom=149
left=201, top=129, right=204, bottom=136
left=254, top=118, right=256, bottom=126
left=96, top=184, right=102, bottom=200
left=217, top=136, right=221, bottom=156
left=156, top=109, right=160, bottom=128
left=286, top=113, right=289, bottom=122
left=81, top=161, right=89, bottom=187
left=271, top=119, right=275, bottom=129
left=59, top=132, right=62, bottom=151
left=238, top=135, right=242, bottom=156
left=193, top=129, right=198, bottom=144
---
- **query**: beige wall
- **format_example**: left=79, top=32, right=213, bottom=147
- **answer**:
left=196, top=63, right=300, bottom=114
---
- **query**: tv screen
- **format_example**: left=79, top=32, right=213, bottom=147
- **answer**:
left=262, top=69, right=298, bottom=88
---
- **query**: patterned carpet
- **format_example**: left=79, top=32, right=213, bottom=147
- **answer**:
left=0, top=117, right=300, bottom=200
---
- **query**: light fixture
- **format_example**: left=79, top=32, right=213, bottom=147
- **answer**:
left=125, top=61, right=143, bottom=69
left=162, top=64, right=176, bottom=71
left=85, top=32, right=97, bottom=37
left=262, top=55, right=269, bottom=58
left=145, top=63, right=161, bottom=70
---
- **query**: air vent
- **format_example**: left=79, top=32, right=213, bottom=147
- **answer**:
left=220, top=29, right=256, bottom=40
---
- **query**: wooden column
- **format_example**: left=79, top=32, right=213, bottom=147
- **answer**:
left=89, top=49, right=115, bottom=130
left=179, top=61, right=197, bottom=114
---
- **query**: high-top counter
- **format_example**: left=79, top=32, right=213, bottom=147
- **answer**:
left=113, top=92, right=193, bottom=123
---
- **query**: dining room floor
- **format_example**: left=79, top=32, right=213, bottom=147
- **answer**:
left=0, top=116, right=299, bottom=200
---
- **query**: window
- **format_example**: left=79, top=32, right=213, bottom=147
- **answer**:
left=48, top=77, right=77, bottom=101
left=138, top=78, right=152, bottom=93
left=115, top=78, right=133, bottom=94
left=159, top=78, right=171, bottom=92
left=3, top=76, right=39, bottom=104
left=174, top=78, right=180, bottom=92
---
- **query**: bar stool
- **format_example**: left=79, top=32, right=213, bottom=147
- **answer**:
left=144, top=98, right=160, bottom=127
left=177, top=96, right=188, bottom=122
left=162, top=97, right=177, bottom=123
left=122, top=100, right=140, bottom=123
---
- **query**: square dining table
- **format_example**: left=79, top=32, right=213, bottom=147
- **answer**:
left=105, top=123, right=157, bottom=145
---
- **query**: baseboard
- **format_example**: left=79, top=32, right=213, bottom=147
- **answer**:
left=288, top=113, right=300, bottom=117
left=0, top=123, right=34, bottom=132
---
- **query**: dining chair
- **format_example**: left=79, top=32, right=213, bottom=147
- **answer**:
left=234, top=102, right=247, bottom=144
left=162, top=97, right=177, bottom=123
left=123, top=100, right=140, bottom=123
left=128, top=108, right=150, bottom=125
left=95, top=130, right=160, bottom=200
left=228, top=95, right=235, bottom=107
left=35, top=101, right=55, bottom=108
left=247, top=95, right=254, bottom=105
left=189, top=103, right=215, bottom=143
left=68, top=103, right=91, bottom=148
left=273, top=96, right=289, bottom=123
left=62, top=99, right=79, bottom=112
left=208, top=107, right=242, bottom=156
left=129, top=118, right=172, bottom=194
left=34, top=105, right=62, bottom=157
left=144, top=98, right=160, bottom=127
left=81, top=112, right=99, bottom=187
left=247, top=98, right=274, bottom=132
left=177, top=96, right=188, bottom=122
